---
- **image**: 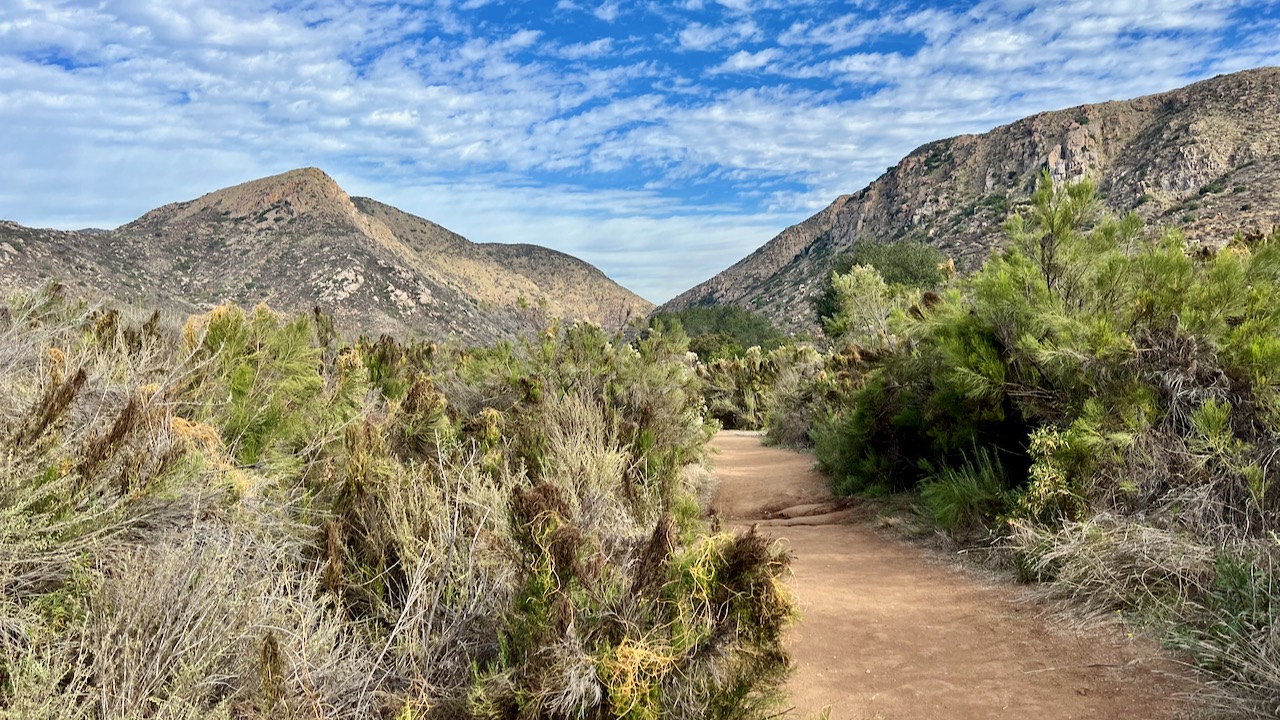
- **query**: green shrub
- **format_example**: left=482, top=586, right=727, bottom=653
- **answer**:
left=820, top=264, right=896, bottom=346
left=920, top=447, right=1009, bottom=534
left=184, top=305, right=333, bottom=467
left=0, top=289, right=792, bottom=719
left=699, top=347, right=775, bottom=430
left=804, top=174, right=1280, bottom=710
left=761, top=345, right=828, bottom=447
left=651, top=305, right=788, bottom=361
left=812, top=239, right=946, bottom=326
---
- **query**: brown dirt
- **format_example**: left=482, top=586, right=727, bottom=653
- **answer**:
left=709, top=431, right=1205, bottom=720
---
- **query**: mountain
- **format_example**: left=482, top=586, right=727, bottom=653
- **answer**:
left=661, top=66, right=1280, bottom=333
left=0, top=168, right=651, bottom=342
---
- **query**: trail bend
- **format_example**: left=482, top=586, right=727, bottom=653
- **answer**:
left=709, top=431, right=1202, bottom=720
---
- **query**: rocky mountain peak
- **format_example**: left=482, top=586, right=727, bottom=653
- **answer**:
left=220, top=166, right=352, bottom=218
left=122, top=166, right=405, bottom=251
left=1, top=168, right=653, bottom=343
left=124, top=167, right=359, bottom=230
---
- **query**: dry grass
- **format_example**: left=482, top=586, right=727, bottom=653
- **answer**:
left=1012, top=514, right=1280, bottom=719
left=538, top=391, right=646, bottom=534
left=1013, top=517, right=1218, bottom=616
left=1, top=288, right=794, bottom=719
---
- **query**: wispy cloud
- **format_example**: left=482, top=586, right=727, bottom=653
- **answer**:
left=594, top=2, right=622, bottom=22
left=554, top=37, right=616, bottom=60
left=709, top=47, right=780, bottom=73
left=1, top=0, right=1278, bottom=301
left=677, top=19, right=760, bottom=50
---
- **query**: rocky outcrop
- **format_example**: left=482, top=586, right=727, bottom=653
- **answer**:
left=662, top=67, right=1280, bottom=334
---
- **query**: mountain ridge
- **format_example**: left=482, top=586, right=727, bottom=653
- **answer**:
left=0, top=168, right=652, bottom=342
left=661, top=66, right=1280, bottom=333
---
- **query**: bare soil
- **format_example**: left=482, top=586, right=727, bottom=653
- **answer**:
left=709, top=431, right=1205, bottom=720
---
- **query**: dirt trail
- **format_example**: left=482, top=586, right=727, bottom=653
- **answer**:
left=709, top=431, right=1202, bottom=720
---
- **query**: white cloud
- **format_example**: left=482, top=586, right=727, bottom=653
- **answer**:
left=2, top=0, right=1278, bottom=302
left=779, top=13, right=885, bottom=50
left=709, top=47, right=780, bottom=73
left=677, top=21, right=729, bottom=50
left=554, top=37, right=615, bottom=59
left=677, top=19, right=760, bottom=50
left=594, top=1, right=621, bottom=22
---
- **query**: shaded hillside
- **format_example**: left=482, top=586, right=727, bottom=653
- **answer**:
left=663, top=67, right=1280, bottom=333
left=0, top=168, right=652, bottom=343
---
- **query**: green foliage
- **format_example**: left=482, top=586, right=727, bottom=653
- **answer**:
left=784, top=174, right=1280, bottom=712
left=812, top=175, right=1178, bottom=503
left=1003, top=172, right=1142, bottom=306
left=0, top=290, right=791, bottom=719
left=1200, top=179, right=1227, bottom=195
left=821, top=265, right=895, bottom=346
left=1207, top=553, right=1276, bottom=638
left=920, top=447, right=1009, bottom=534
left=921, top=140, right=953, bottom=172
left=812, top=239, right=946, bottom=327
left=651, top=305, right=788, bottom=361
left=185, top=305, right=329, bottom=466
left=1010, top=427, right=1089, bottom=525
left=1190, top=398, right=1236, bottom=455
left=698, top=344, right=825, bottom=432
left=979, top=192, right=1011, bottom=218
left=689, top=331, right=744, bottom=361
left=812, top=373, right=909, bottom=495
left=761, top=344, right=831, bottom=448
left=699, top=347, right=774, bottom=430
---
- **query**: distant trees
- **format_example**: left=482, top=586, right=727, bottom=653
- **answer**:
left=650, top=305, right=789, bottom=361
left=811, top=238, right=946, bottom=330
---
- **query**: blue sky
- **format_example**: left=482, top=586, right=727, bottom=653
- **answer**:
left=2, top=1, right=1278, bottom=302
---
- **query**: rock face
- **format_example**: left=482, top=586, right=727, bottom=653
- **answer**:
left=662, top=67, right=1280, bottom=333
left=0, top=168, right=652, bottom=342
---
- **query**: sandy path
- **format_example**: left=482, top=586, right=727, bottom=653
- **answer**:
left=709, top=431, right=1202, bottom=720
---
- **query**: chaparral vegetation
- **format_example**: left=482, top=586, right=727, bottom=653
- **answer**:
left=701, top=175, right=1280, bottom=718
left=3, top=172, right=1279, bottom=719
left=0, top=291, right=792, bottom=719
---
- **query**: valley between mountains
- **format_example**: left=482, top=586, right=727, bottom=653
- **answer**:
left=5, top=68, right=1278, bottom=344
left=3, top=66, right=1280, bottom=720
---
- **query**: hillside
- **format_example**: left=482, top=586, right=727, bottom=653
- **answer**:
left=0, top=167, right=652, bottom=342
left=662, top=66, right=1280, bottom=333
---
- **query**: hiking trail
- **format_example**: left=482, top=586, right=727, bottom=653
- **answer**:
left=708, top=431, right=1202, bottom=720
